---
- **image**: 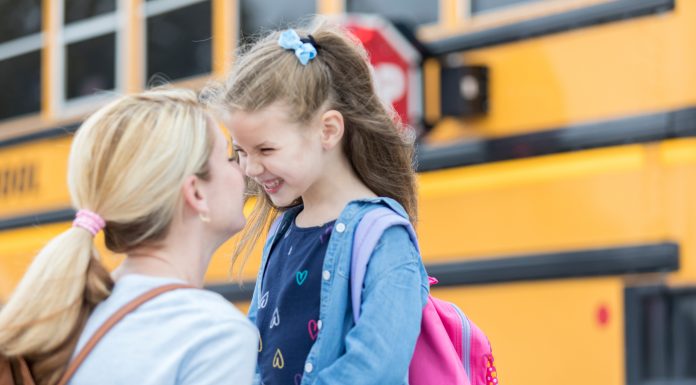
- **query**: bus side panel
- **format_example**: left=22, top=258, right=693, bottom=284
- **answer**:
left=0, top=136, right=71, bottom=218
left=433, top=277, right=625, bottom=385
left=0, top=223, right=123, bottom=300
left=417, top=145, right=660, bottom=261
left=661, top=138, right=696, bottom=283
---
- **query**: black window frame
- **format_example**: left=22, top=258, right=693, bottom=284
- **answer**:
left=63, top=0, right=117, bottom=25
left=0, top=0, right=42, bottom=44
left=64, top=32, right=117, bottom=100
left=238, top=0, right=316, bottom=44
left=626, top=285, right=696, bottom=385
left=345, top=0, right=439, bottom=28
left=471, top=0, right=542, bottom=15
left=0, top=50, right=42, bottom=121
left=0, top=0, right=43, bottom=121
left=144, top=0, right=213, bottom=84
left=60, top=0, right=120, bottom=105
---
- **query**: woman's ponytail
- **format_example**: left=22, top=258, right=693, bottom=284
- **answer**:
left=0, top=227, right=113, bottom=385
left=0, top=87, right=214, bottom=385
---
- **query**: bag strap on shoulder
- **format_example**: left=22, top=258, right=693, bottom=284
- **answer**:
left=55, top=283, right=194, bottom=385
left=350, top=207, right=418, bottom=323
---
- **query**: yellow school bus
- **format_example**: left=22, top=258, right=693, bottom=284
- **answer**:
left=1, top=1, right=693, bottom=384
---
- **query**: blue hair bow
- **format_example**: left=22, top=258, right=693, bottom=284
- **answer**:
left=278, top=29, right=317, bottom=65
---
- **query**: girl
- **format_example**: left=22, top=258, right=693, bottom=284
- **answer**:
left=0, top=89, right=257, bottom=385
left=218, top=24, right=429, bottom=385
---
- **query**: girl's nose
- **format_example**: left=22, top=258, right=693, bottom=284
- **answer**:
left=244, top=157, right=263, bottom=177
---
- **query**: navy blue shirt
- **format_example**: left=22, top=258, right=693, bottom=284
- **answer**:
left=256, top=217, right=334, bottom=385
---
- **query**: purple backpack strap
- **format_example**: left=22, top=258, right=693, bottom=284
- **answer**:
left=268, top=212, right=286, bottom=239
left=351, top=207, right=419, bottom=323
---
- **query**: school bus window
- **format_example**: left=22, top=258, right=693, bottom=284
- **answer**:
left=66, top=34, right=115, bottom=100
left=0, top=0, right=41, bottom=121
left=64, top=0, right=116, bottom=25
left=62, top=1, right=119, bottom=102
left=469, top=0, right=618, bottom=16
left=0, top=0, right=41, bottom=44
left=471, top=0, right=539, bottom=14
left=146, top=0, right=212, bottom=83
left=239, top=0, right=315, bottom=43
left=0, top=51, right=41, bottom=121
left=346, top=0, right=438, bottom=27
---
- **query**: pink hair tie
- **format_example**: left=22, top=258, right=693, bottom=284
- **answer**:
left=72, top=209, right=106, bottom=236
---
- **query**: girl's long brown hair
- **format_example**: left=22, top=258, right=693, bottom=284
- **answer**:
left=216, top=21, right=418, bottom=272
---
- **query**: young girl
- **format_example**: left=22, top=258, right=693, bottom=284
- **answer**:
left=218, top=24, right=429, bottom=385
left=0, top=89, right=257, bottom=385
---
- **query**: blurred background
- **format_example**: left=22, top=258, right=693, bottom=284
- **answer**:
left=1, top=0, right=695, bottom=384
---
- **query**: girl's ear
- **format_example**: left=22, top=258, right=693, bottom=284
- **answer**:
left=181, top=175, right=210, bottom=219
left=319, top=110, right=344, bottom=150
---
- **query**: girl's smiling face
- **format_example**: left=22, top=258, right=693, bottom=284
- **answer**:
left=227, top=103, right=326, bottom=207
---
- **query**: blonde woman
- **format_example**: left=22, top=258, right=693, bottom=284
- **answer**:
left=0, top=89, right=257, bottom=385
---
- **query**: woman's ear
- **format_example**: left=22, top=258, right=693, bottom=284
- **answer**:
left=319, top=110, right=344, bottom=150
left=181, top=175, right=210, bottom=219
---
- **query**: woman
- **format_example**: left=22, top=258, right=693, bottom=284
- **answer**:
left=0, top=89, right=257, bottom=385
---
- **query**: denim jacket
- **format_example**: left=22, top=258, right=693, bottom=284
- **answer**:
left=248, top=197, right=429, bottom=385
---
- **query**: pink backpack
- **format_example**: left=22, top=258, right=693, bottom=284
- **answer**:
left=351, top=207, right=499, bottom=385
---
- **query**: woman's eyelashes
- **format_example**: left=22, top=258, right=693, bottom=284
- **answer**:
left=231, top=147, right=246, bottom=162
left=228, top=149, right=241, bottom=163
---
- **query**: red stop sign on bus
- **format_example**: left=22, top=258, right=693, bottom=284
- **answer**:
left=341, top=15, right=422, bottom=131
